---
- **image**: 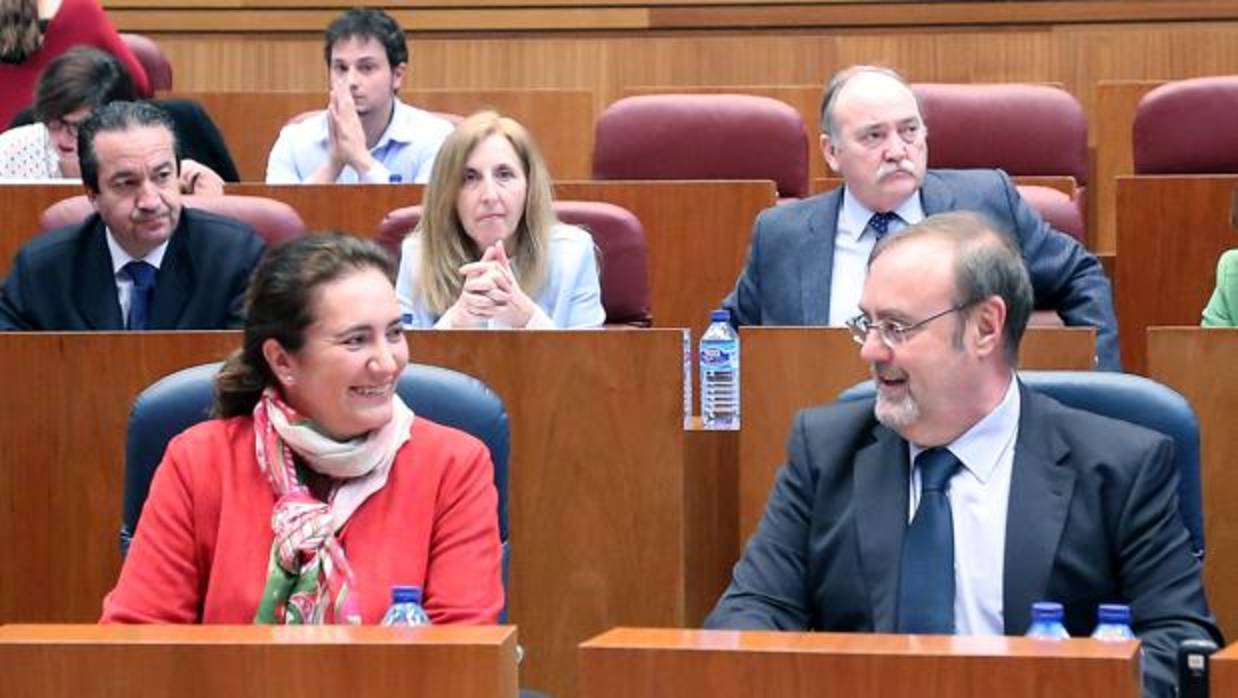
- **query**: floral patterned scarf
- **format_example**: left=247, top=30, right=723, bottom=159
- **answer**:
left=251, top=386, right=413, bottom=624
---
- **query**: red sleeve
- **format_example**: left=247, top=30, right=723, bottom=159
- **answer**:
left=422, top=434, right=505, bottom=625
left=45, top=0, right=152, bottom=96
left=100, top=431, right=204, bottom=623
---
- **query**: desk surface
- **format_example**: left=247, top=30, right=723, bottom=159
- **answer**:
left=0, top=624, right=519, bottom=698
left=580, top=628, right=1142, bottom=698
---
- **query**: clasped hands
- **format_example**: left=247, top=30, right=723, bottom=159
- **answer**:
left=445, top=243, right=536, bottom=328
left=323, top=84, right=379, bottom=178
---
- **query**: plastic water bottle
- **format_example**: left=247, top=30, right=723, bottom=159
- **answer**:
left=1091, top=603, right=1136, bottom=641
left=1025, top=601, right=1070, bottom=639
left=699, top=309, right=740, bottom=429
left=682, top=328, right=693, bottom=427
left=380, top=585, right=431, bottom=626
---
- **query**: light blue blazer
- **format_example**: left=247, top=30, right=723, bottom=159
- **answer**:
left=396, top=224, right=606, bottom=329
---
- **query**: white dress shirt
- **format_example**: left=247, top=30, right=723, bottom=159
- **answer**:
left=827, top=188, right=925, bottom=325
left=907, top=374, right=1020, bottom=635
left=105, top=230, right=169, bottom=321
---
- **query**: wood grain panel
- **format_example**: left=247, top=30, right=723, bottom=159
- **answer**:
left=226, top=183, right=416, bottom=235
left=138, top=21, right=1238, bottom=142
left=101, top=2, right=1238, bottom=31
left=409, top=330, right=688, bottom=698
left=171, top=89, right=594, bottom=181
left=1115, top=176, right=1238, bottom=374
left=554, top=181, right=775, bottom=340
left=1147, top=328, right=1238, bottom=642
left=1215, top=643, right=1238, bottom=697
left=1093, top=80, right=1162, bottom=253
left=579, top=628, right=1142, bottom=698
left=737, top=326, right=1095, bottom=548
left=0, top=183, right=83, bottom=279
left=683, top=427, right=738, bottom=625
left=0, top=333, right=240, bottom=624
left=0, top=625, right=519, bottom=698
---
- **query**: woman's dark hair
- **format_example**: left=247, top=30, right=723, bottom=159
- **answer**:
left=214, top=233, right=399, bottom=417
left=33, top=47, right=137, bottom=123
left=0, top=0, right=41, bottom=64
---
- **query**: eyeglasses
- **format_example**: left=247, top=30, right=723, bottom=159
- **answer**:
left=46, top=116, right=87, bottom=138
left=845, top=304, right=970, bottom=348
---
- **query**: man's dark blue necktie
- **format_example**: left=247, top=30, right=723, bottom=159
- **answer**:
left=896, top=447, right=962, bottom=634
left=124, top=260, right=156, bottom=331
left=868, top=211, right=901, bottom=240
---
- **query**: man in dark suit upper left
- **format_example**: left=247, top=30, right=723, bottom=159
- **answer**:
left=0, top=100, right=265, bottom=331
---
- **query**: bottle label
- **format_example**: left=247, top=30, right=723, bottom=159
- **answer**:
left=700, top=345, right=737, bottom=369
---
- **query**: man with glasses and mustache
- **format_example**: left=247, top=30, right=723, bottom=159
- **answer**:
left=0, top=101, right=264, bottom=330
left=721, top=65, right=1120, bottom=370
left=705, top=212, right=1219, bottom=698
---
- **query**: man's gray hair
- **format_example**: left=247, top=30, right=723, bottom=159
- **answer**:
left=870, top=211, right=1034, bottom=366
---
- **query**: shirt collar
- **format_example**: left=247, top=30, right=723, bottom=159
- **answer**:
left=909, top=372, right=1020, bottom=484
left=105, top=227, right=169, bottom=276
left=837, top=186, right=927, bottom=242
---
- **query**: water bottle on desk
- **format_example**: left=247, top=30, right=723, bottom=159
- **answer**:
left=682, top=328, right=693, bottom=427
left=380, top=585, right=431, bottom=626
left=1091, top=603, right=1135, bottom=641
left=699, top=309, right=740, bottom=430
left=1025, top=601, right=1070, bottom=639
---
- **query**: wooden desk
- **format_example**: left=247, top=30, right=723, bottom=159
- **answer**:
left=1115, top=176, right=1238, bottom=374
left=1147, top=328, right=1238, bottom=640
left=0, top=624, right=518, bottom=697
left=0, top=330, right=720, bottom=698
left=579, top=628, right=1141, bottom=698
left=1213, top=641, right=1238, bottom=696
left=737, top=326, right=1096, bottom=547
left=169, top=89, right=594, bottom=182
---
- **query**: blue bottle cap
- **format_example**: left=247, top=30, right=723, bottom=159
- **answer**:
left=1097, top=603, right=1131, bottom=624
left=391, top=585, right=423, bottom=604
left=388, top=173, right=404, bottom=183
left=1031, top=601, right=1064, bottom=621
left=710, top=308, right=729, bottom=322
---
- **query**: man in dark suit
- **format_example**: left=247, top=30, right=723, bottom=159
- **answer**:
left=0, top=100, right=265, bottom=331
left=722, top=65, right=1120, bottom=370
left=706, top=212, right=1220, bottom=698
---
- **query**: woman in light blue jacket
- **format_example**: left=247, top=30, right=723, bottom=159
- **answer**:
left=396, top=111, right=604, bottom=329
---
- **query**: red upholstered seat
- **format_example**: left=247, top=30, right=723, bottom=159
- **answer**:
left=1016, top=184, right=1084, bottom=244
left=1133, top=76, right=1238, bottom=174
left=40, top=194, right=306, bottom=246
left=913, top=83, right=1088, bottom=240
left=119, top=33, right=173, bottom=93
left=592, top=94, right=809, bottom=200
left=375, top=201, right=651, bottom=326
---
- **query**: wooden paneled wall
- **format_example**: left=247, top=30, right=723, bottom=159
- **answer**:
left=139, top=23, right=1238, bottom=125
left=112, top=9, right=1238, bottom=252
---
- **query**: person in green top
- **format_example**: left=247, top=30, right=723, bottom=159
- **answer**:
left=1202, top=249, right=1238, bottom=327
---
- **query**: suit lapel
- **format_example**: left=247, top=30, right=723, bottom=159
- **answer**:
left=799, top=189, right=842, bottom=324
left=919, top=171, right=958, bottom=216
left=1002, top=384, right=1075, bottom=634
left=74, top=216, right=125, bottom=330
left=148, top=212, right=193, bottom=329
left=852, top=424, right=910, bottom=631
